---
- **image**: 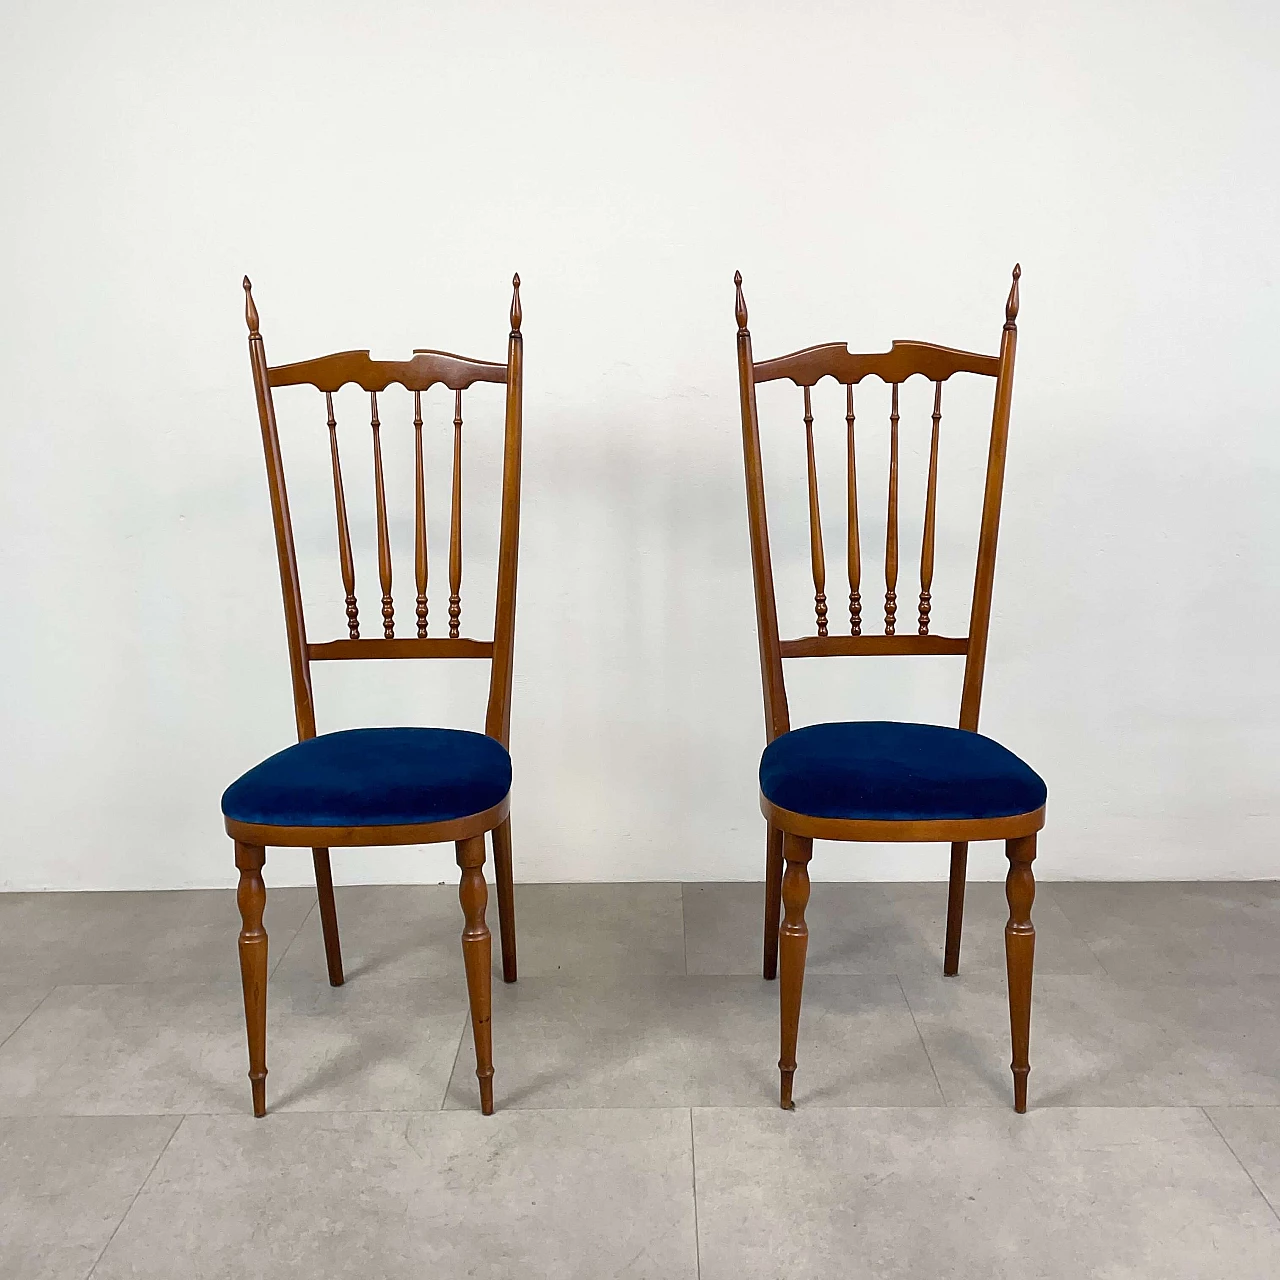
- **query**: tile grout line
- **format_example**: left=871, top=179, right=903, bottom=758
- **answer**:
left=438, top=1011, right=472, bottom=1111
left=688, top=1108, right=702, bottom=1280
left=680, top=884, right=689, bottom=976
left=896, top=973, right=948, bottom=1107
left=269, top=897, right=320, bottom=977
left=1201, top=1106, right=1280, bottom=1226
left=85, top=1113, right=185, bottom=1278
left=1042, top=886, right=1116, bottom=979
left=0, top=985, right=56, bottom=1054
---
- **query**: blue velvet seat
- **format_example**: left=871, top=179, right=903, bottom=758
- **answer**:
left=221, top=727, right=512, bottom=829
left=759, top=721, right=1046, bottom=823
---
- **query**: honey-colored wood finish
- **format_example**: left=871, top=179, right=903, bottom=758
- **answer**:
left=1005, top=832, right=1036, bottom=1113
left=232, top=275, right=524, bottom=1116
left=456, top=833, right=495, bottom=1115
left=943, top=840, right=968, bottom=977
left=845, top=385, right=862, bottom=635
left=413, top=391, right=429, bottom=637
left=734, top=266, right=1042, bottom=1112
left=234, top=841, right=268, bottom=1118
left=762, top=823, right=784, bottom=981
left=778, top=832, right=812, bottom=1110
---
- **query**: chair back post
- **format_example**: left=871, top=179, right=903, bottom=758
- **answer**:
left=484, top=275, right=525, bottom=748
left=958, top=264, right=1021, bottom=732
left=243, top=277, right=317, bottom=740
left=735, top=272, right=791, bottom=743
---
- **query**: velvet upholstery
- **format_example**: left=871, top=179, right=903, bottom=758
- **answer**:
left=221, top=727, right=512, bottom=829
left=759, top=721, right=1046, bottom=823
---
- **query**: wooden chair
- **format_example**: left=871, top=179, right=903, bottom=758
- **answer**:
left=222, top=275, right=524, bottom=1117
left=733, top=266, right=1046, bottom=1112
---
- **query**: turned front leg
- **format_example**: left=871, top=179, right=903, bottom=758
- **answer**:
left=235, top=841, right=268, bottom=1117
left=778, top=832, right=813, bottom=1109
left=456, top=835, right=495, bottom=1115
left=1005, top=833, right=1037, bottom=1113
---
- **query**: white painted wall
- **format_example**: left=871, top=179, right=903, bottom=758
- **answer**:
left=1, top=1, right=1277, bottom=890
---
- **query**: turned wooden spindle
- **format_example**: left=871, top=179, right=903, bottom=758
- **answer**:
left=235, top=841, right=268, bottom=1117
left=1005, top=832, right=1036, bottom=1113
left=778, top=832, right=813, bottom=1109
left=846, top=383, right=861, bottom=635
left=456, top=835, right=494, bottom=1115
left=325, top=393, right=360, bottom=639
left=884, top=383, right=899, bottom=634
left=803, top=386, right=828, bottom=636
left=448, top=389, right=464, bottom=638
left=369, top=392, right=394, bottom=638
left=510, top=271, right=522, bottom=335
left=413, top=390, right=429, bottom=637
left=734, top=269, right=748, bottom=333
left=919, top=381, right=943, bottom=634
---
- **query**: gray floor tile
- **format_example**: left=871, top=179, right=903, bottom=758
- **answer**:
left=0, top=985, right=51, bottom=1045
left=273, top=884, right=463, bottom=985
left=503, top=882, right=687, bottom=977
left=901, top=971, right=1280, bottom=1107
left=445, top=974, right=943, bottom=1110
left=92, top=1110, right=699, bottom=1280
left=0, top=1115, right=179, bottom=1280
left=692, top=1107, right=1280, bottom=1279
left=0, top=976, right=467, bottom=1116
left=0, top=888, right=316, bottom=985
left=276, top=882, right=687, bottom=985
left=682, top=881, right=1104, bottom=976
left=1206, top=1108, right=1280, bottom=1218
left=1052, top=881, right=1280, bottom=977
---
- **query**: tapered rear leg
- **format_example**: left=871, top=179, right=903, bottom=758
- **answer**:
left=234, top=840, right=268, bottom=1117
left=763, top=823, right=783, bottom=980
left=1005, top=833, right=1036, bottom=1113
left=777, top=832, right=813, bottom=1109
left=943, top=840, right=968, bottom=976
left=456, top=834, right=495, bottom=1115
left=311, top=847, right=344, bottom=986
left=491, top=817, right=517, bottom=983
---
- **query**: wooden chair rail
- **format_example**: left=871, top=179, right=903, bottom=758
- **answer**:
left=268, top=347, right=508, bottom=393
left=307, top=637, right=494, bottom=661
left=761, top=795, right=1045, bottom=843
left=778, top=634, right=968, bottom=658
left=752, top=339, right=999, bottom=388
left=224, top=793, right=511, bottom=849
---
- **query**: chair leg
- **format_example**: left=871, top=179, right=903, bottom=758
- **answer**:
left=763, top=823, right=784, bottom=980
left=491, top=817, right=518, bottom=984
left=778, top=832, right=813, bottom=1109
left=456, top=834, right=495, bottom=1115
left=234, top=840, right=268, bottom=1118
left=1004, top=833, right=1037, bottom=1113
left=943, top=840, right=968, bottom=976
left=311, top=847, right=344, bottom=987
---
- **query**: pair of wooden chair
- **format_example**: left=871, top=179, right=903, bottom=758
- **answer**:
left=223, top=268, right=1045, bottom=1119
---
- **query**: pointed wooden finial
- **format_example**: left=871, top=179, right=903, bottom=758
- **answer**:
left=243, top=276, right=259, bottom=336
left=510, top=273, right=522, bottom=335
left=1005, top=263, right=1021, bottom=329
left=734, top=270, right=748, bottom=332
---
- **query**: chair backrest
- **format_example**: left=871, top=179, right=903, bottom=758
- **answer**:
left=243, top=275, right=524, bottom=747
left=734, top=267, right=1021, bottom=744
